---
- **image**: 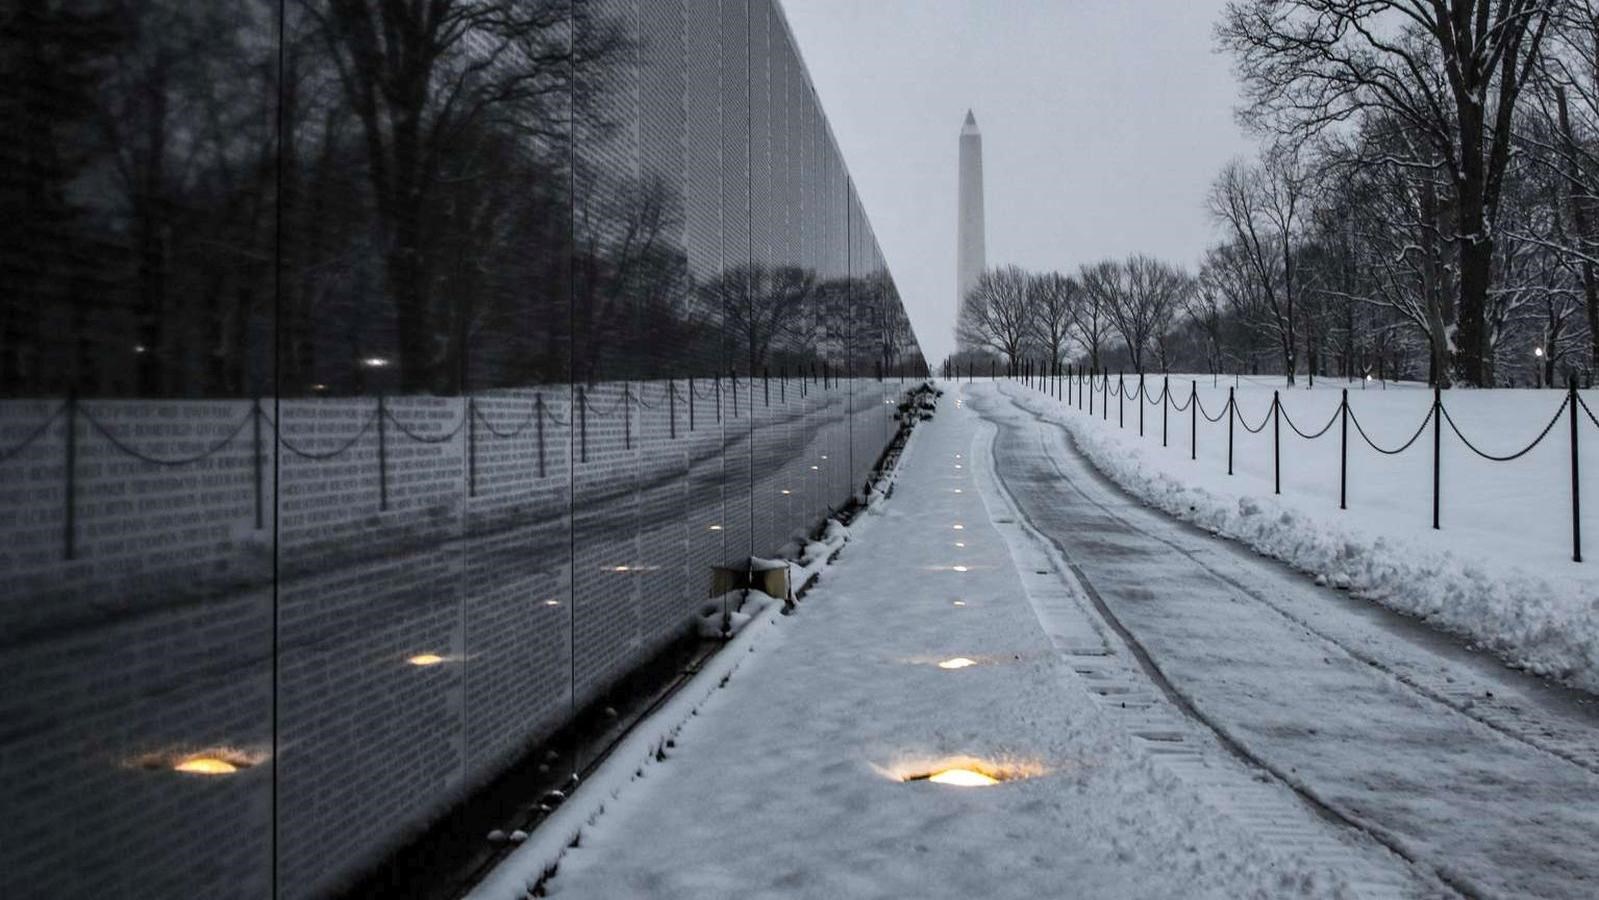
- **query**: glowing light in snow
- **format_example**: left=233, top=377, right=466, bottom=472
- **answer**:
left=820, top=455, right=828, bottom=460
left=952, top=524, right=964, bottom=530
left=708, top=524, right=723, bottom=531
left=612, top=565, right=631, bottom=572
left=362, top=356, right=390, bottom=368
left=780, top=489, right=792, bottom=495
left=955, top=542, right=965, bottom=548
left=937, top=657, right=977, bottom=670
left=952, top=565, right=969, bottom=572
left=408, top=653, right=446, bottom=666
left=810, top=465, right=819, bottom=470
left=544, top=600, right=561, bottom=607
left=952, top=489, right=963, bottom=494
left=927, top=768, right=998, bottom=786
left=173, top=757, right=237, bottom=775
left=952, top=601, right=966, bottom=607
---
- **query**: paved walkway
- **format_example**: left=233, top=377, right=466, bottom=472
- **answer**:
left=518, top=384, right=1428, bottom=899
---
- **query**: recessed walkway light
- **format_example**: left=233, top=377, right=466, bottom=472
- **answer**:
left=544, top=600, right=561, bottom=607
left=952, top=488, right=964, bottom=494
left=952, top=601, right=966, bottom=607
left=174, top=756, right=238, bottom=775
left=952, top=565, right=969, bottom=573
left=937, top=657, right=977, bottom=670
left=810, top=465, right=819, bottom=470
left=926, top=768, right=998, bottom=786
left=709, top=524, right=723, bottom=531
left=952, top=524, right=964, bottom=530
left=612, top=565, right=631, bottom=572
left=780, top=489, right=792, bottom=495
left=954, top=542, right=966, bottom=548
left=408, top=653, right=446, bottom=666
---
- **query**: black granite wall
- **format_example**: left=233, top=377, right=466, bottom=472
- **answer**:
left=0, top=1, right=924, bottom=896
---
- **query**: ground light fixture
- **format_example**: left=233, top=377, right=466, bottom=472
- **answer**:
left=408, top=653, right=447, bottom=666
left=955, top=542, right=966, bottom=548
left=937, top=657, right=977, bottom=669
left=952, top=600, right=966, bottom=607
left=925, top=769, right=999, bottom=786
left=884, top=756, right=1043, bottom=787
left=951, top=565, right=969, bottom=572
left=708, top=524, right=723, bottom=531
left=174, top=757, right=238, bottom=775
left=952, top=524, right=964, bottom=530
left=138, top=746, right=267, bottom=776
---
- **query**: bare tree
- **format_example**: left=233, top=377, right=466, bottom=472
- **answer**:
left=1073, top=260, right=1119, bottom=370
left=1097, top=255, right=1189, bottom=373
left=1209, top=151, right=1307, bottom=382
left=1219, top=0, right=1557, bottom=386
left=957, top=265, right=1032, bottom=367
left=1026, top=271, right=1079, bottom=368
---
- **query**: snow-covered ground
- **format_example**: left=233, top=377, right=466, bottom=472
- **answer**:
left=1002, top=374, right=1599, bottom=691
left=971, top=383, right=1599, bottom=898
left=466, top=386, right=1429, bottom=900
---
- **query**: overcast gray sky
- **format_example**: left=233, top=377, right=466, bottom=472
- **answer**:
left=782, top=0, right=1256, bottom=364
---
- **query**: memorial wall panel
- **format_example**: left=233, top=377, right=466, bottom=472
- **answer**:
left=0, top=1, right=922, bottom=896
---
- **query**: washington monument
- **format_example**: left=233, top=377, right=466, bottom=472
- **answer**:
left=956, top=109, right=986, bottom=349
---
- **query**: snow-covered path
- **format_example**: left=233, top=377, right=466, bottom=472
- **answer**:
left=506, top=384, right=1445, bottom=899
left=976, top=381, right=1599, bottom=898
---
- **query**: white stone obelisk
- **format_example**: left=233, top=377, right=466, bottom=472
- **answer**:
left=956, top=109, right=986, bottom=349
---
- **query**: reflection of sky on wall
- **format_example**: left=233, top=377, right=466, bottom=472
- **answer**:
left=783, top=0, right=1255, bottom=363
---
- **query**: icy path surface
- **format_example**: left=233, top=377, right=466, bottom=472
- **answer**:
left=974, top=382, right=1599, bottom=899
left=538, top=387, right=1426, bottom=899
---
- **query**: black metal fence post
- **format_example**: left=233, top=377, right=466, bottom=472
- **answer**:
left=252, top=395, right=264, bottom=527
left=466, top=396, right=477, bottom=498
left=377, top=393, right=389, bottom=510
left=1118, top=372, right=1124, bottom=428
left=1103, top=371, right=1110, bottom=421
left=536, top=393, right=547, bottom=477
left=1339, top=389, right=1348, bottom=510
left=1439, top=385, right=1451, bottom=527
left=1189, top=380, right=1197, bottom=460
left=1572, top=376, right=1583, bottom=562
left=63, top=390, right=77, bottom=560
left=579, top=386, right=590, bottom=462
left=1163, top=376, right=1169, bottom=446
left=1089, top=369, right=1095, bottom=416
left=1138, top=373, right=1145, bottom=436
left=1227, top=387, right=1234, bottom=475
left=1272, top=390, right=1280, bottom=495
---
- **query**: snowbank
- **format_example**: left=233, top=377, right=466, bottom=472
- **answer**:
left=995, top=381, right=1599, bottom=693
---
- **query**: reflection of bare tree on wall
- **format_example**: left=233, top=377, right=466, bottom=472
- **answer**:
left=1, top=0, right=122, bottom=393
left=573, top=171, right=701, bottom=382
left=307, top=0, right=624, bottom=393
left=61, top=0, right=277, bottom=396
left=715, top=263, right=818, bottom=374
